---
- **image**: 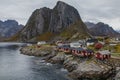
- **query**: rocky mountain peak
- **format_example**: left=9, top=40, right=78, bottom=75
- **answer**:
left=96, top=22, right=109, bottom=28
left=19, top=1, right=89, bottom=41
left=49, top=1, right=81, bottom=33
left=54, top=1, right=74, bottom=10
left=4, top=20, right=19, bottom=26
left=56, top=1, right=67, bottom=7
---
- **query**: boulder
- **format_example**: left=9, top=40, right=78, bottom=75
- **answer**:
left=69, top=61, right=113, bottom=80
left=115, top=67, right=120, bottom=80
left=49, top=52, right=66, bottom=64
left=115, top=71, right=120, bottom=80
left=20, top=46, right=52, bottom=57
left=63, top=55, right=79, bottom=72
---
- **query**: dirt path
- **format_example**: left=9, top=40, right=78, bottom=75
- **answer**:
left=111, top=56, right=120, bottom=60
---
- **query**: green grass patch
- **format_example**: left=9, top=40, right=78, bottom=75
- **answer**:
left=112, top=53, right=120, bottom=57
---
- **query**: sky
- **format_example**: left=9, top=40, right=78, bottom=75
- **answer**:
left=0, top=0, right=120, bottom=30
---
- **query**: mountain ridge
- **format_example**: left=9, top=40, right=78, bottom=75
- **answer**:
left=0, top=20, right=23, bottom=38
left=85, top=22, right=120, bottom=37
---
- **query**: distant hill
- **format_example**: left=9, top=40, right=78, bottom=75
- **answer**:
left=0, top=20, right=23, bottom=38
left=116, top=30, right=120, bottom=33
left=12, top=1, right=90, bottom=42
left=85, top=22, right=120, bottom=37
left=85, top=22, right=95, bottom=29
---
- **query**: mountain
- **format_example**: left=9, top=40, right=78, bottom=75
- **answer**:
left=87, top=22, right=120, bottom=37
left=0, top=20, right=23, bottom=38
left=85, top=22, right=95, bottom=29
left=18, top=1, right=89, bottom=42
left=116, top=30, right=120, bottom=33
left=58, top=21, right=90, bottom=41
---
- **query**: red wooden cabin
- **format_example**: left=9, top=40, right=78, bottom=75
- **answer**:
left=95, top=43, right=103, bottom=49
left=72, top=48, right=94, bottom=57
left=57, top=44, right=70, bottom=52
left=86, top=49, right=94, bottom=56
left=57, top=46, right=63, bottom=52
left=37, top=45, right=41, bottom=48
left=63, top=47, right=71, bottom=54
left=55, top=46, right=63, bottom=51
left=95, top=50, right=111, bottom=60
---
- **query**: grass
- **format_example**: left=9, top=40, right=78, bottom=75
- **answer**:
left=36, top=32, right=55, bottom=41
left=59, top=21, right=90, bottom=40
left=27, top=44, right=53, bottom=51
left=111, top=53, right=120, bottom=57
left=4, top=33, right=20, bottom=42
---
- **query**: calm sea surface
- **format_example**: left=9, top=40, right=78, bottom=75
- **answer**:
left=0, top=42, right=72, bottom=80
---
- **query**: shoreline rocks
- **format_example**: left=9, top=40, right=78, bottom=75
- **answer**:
left=115, top=71, right=120, bottom=80
left=20, top=46, right=120, bottom=80
left=68, top=61, right=113, bottom=80
left=20, top=46, right=53, bottom=56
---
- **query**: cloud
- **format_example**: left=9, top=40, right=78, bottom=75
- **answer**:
left=0, top=0, right=120, bottom=30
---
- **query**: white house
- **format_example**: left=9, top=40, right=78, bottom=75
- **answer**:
left=70, top=42, right=82, bottom=48
left=37, top=41, right=46, bottom=45
left=27, top=44, right=33, bottom=46
left=98, top=50, right=111, bottom=55
left=86, top=42, right=94, bottom=46
left=109, top=43, right=117, bottom=46
left=95, top=50, right=111, bottom=60
left=57, top=43, right=64, bottom=46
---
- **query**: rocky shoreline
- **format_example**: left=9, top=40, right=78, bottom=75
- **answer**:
left=20, top=45, right=120, bottom=80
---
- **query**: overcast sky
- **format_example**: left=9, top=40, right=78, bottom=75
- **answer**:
left=0, top=0, right=120, bottom=30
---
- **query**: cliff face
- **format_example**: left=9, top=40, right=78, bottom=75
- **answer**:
left=20, top=1, right=89, bottom=41
left=20, top=7, right=52, bottom=41
left=48, top=1, right=81, bottom=33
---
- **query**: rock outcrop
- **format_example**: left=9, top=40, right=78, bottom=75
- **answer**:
left=20, top=1, right=89, bottom=41
left=20, top=45, right=53, bottom=56
left=115, top=71, right=120, bottom=80
left=69, top=61, right=113, bottom=79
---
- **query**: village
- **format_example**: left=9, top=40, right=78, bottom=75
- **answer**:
left=21, top=36, right=120, bottom=80
left=35, top=36, right=120, bottom=60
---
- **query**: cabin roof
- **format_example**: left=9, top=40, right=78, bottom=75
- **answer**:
left=70, top=42, right=82, bottom=46
left=63, top=46, right=70, bottom=49
left=57, top=44, right=70, bottom=48
left=74, top=48, right=84, bottom=51
left=86, top=39, right=98, bottom=43
left=37, top=41, right=46, bottom=43
left=86, top=49, right=94, bottom=53
left=70, top=42, right=82, bottom=44
left=70, top=47, right=76, bottom=49
left=98, top=50, right=111, bottom=55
